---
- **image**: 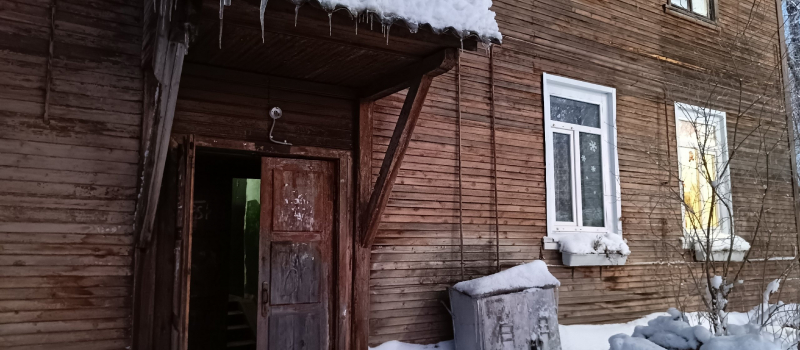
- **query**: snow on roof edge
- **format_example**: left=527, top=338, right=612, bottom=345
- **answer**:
left=258, top=0, right=503, bottom=44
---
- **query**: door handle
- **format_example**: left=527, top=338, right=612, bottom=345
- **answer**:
left=261, top=281, right=269, bottom=314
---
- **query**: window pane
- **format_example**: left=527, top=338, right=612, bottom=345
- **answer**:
left=671, top=0, right=688, bottom=8
left=692, top=0, right=709, bottom=17
left=677, top=120, right=720, bottom=231
left=550, top=96, right=601, bottom=128
left=579, top=133, right=605, bottom=227
left=553, top=133, right=574, bottom=222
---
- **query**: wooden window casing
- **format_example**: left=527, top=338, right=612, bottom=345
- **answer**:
left=665, top=0, right=719, bottom=26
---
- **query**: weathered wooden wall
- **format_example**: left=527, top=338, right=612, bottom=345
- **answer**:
left=367, top=0, right=799, bottom=345
left=173, top=63, right=355, bottom=149
left=0, top=0, right=142, bottom=348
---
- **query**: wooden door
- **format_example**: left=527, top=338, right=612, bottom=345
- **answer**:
left=258, top=157, right=335, bottom=350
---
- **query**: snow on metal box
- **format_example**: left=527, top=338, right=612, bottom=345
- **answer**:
left=449, top=286, right=561, bottom=350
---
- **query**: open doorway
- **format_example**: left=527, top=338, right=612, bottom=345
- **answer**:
left=186, top=150, right=339, bottom=350
left=188, top=151, right=261, bottom=350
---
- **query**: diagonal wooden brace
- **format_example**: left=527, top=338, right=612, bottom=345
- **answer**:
left=361, top=74, right=432, bottom=248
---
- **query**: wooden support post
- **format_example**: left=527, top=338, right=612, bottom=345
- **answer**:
left=353, top=49, right=456, bottom=349
left=353, top=101, right=373, bottom=350
left=361, top=75, right=432, bottom=248
left=134, top=0, right=190, bottom=249
left=132, top=1, right=191, bottom=349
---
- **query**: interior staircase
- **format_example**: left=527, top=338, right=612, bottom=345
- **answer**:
left=226, top=299, right=256, bottom=349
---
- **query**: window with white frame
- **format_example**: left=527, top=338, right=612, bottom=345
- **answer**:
left=674, top=102, right=734, bottom=246
left=543, top=74, right=622, bottom=240
left=669, top=0, right=714, bottom=19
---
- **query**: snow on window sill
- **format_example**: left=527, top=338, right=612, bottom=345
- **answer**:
left=562, top=252, right=629, bottom=266
left=694, top=249, right=746, bottom=262
left=545, top=232, right=631, bottom=266
left=689, top=235, right=750, bottom=262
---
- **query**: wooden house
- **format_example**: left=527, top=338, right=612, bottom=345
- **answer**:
left=0, top=0, right=798, bottom=349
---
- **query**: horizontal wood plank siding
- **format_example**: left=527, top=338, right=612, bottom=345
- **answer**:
left=367, top=0, right=799, bottom=345
left=173, top=63, right=355, bottom=150
left=0, top=0, right=142, bottom=348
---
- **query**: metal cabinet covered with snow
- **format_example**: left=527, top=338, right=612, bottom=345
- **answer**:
left=449, top=286, right=561, bottom=350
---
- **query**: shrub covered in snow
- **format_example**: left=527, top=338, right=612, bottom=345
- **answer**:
left=608, top=308, right=785, bottom=350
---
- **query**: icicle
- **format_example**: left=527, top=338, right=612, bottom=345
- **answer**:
left=259, top=0, right=268, bottom=42
left=294, top=4, right=299, bottom=27
left=385, top=23, right=390, bottom=45
left=369, top=12, right=373, bottom=30
left=219, top=0, right=224, bottom=49
left=355, top=14, right=357, bottom=35
left=328, top=12, right=332, bottom=36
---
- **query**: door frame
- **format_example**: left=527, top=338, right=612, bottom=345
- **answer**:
left=174, top=134, right=353, bottom=350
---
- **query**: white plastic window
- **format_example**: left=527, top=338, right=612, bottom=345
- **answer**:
left=543, top=74, right=622, bottom=241
left=671, top=0, right=711, bottom=18
left=674, top=102, right=733, bottom=246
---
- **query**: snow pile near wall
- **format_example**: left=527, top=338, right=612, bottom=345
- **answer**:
left=559, top=232, right=631, bottom=255
left=609, top=333, right=674, bottom=350
left=452, top=260, right=559, bottom=297
left=608, top=308, right=783, bottom=350
left=369, top=340, right=453, bottom=350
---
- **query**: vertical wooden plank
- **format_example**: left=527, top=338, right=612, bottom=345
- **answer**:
left=173, top=135, right=195, bottom=350
left=153, top=143, right=180, bottom=350
left=354, top=101, right=373, bottom=350
left=337, top=155, right=354, bottom=350
left=138, top=42, right=187, bottom=247
left=256, top=159, right=274, bottom=350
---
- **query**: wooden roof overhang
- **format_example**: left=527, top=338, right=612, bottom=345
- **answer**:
left=190, top=0, right=472, bottom=99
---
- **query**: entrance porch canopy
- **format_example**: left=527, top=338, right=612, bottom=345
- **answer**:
left=133, top=1, right=501, bottom=349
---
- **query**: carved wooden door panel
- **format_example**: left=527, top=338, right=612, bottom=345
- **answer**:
left=258, top=158, right=334, bottom=350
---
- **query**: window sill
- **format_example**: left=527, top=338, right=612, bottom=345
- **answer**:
left=694, top=248, right=747, bottom=262
left=663, top=4, right=719, bottom=30
left=562, top=252, right=629, bottom=266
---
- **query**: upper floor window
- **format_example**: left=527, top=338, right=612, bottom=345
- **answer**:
left=543, top=74, right=622, bottom=240
left=670, top=0, right=713, bottom=19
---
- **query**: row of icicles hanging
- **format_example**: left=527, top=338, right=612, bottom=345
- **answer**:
left=217, top=0, right=486, bottom=50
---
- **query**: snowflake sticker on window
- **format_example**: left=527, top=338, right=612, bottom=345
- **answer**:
left=589, top=140, right=598, bottom=152
left=581, top=155, right=586, bottom=163
left=591, top=166, right=596, bottom=172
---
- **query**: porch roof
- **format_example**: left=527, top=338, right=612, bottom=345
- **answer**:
left=187, top=0, right=487, bottom=98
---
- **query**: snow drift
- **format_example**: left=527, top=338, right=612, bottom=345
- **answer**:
left=608, top=308, right=784, bottom=350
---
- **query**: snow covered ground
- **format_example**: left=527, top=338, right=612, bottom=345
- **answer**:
left=370, top=309, right=798, bottom=350
left=370, top=340, right=453, bottom=350
left=559, top=313, right=669, bottom=350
